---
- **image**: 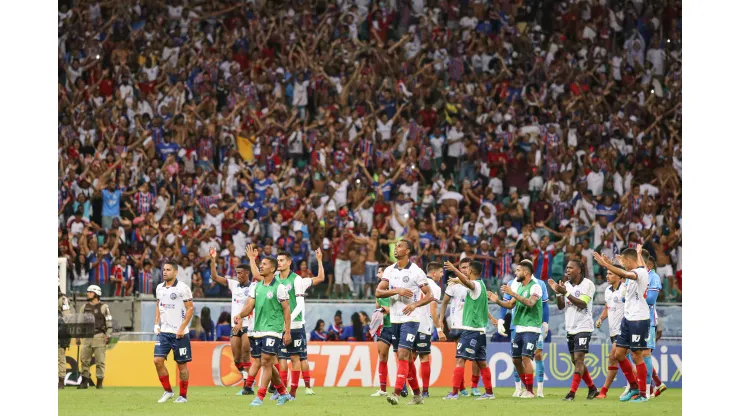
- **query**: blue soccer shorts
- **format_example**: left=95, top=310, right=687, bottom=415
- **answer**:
left=391, top=322, right=420, bottom=353
left=456, top=330, right=486, bottom=362
left=154, top=333, right=192, bottom=363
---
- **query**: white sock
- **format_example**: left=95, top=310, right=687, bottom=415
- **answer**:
left=537, top=381, right=544, bottom=390
left=515, top=381, right=522, bottom=390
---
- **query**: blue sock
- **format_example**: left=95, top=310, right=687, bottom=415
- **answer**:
left=627, top=354, right=634, bottom=366
left=644, top=355, right=653, bottom=388
left=535, top=359, right=544, bottom=383
left=514, top=371, right=521, bottom=383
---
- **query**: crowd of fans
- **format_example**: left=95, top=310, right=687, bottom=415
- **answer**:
left=58, top=0, right=682, bottom=305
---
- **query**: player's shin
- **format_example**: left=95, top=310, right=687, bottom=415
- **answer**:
left=451, top=366, right=465, bottom=395
left=379, top=361, right=388, bottom=392
left=643, top=353, right=654, bottom=393
left=394, top=360, right=409, bottom=395
left=407, top=360, right=421, bottom=395
left=420, top=360, right=431, bottom=393
left=479, top=365, right=493, bottom=395
left=617, top=355, right=639, bottom=389
left=535, top=357, right=545, bottom=387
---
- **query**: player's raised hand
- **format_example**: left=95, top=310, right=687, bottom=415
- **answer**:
left=245, top=244, right=258, bottom=260
left=397, top=288, right=413, bottom=298
left=487, top=290, right=499, bottom=303
left=636, top=244, right=643, bottom=253
left=315, top=248, right=323, bottom=262
left=593, top=252, right=609, bottom=267
left=209, top=247, right=217, bottom=260
left=443, top=261, right=458, bottom=273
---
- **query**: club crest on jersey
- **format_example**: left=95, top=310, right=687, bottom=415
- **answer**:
left=470, top=339, right=477, bottom=347
left=286, top=283, right=293, bottom=291
left=574, top=290, right=581, bottom=297
left=169, top=293, right=177, bottom=300
left=266, top=291, right=274, bottom=299
left=402, top=276, right=409, bottom=283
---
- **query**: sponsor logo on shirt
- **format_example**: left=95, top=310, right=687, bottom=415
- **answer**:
left=266, top=291, right=274, bottom=299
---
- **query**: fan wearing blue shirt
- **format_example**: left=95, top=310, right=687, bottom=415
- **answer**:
left=252, top=170, right=273, bottom=201
left=155, top=134, right=180, bottom=161
left=99, top=181, right=122, bottom=230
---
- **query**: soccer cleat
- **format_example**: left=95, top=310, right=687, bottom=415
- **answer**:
left=249, top=398, right=263, bottom=407
left=536, top=385, right=544, bottom=398
left=512, top=388, right=522, bottom=397
left=587, top=387, right=599, bottom=400
left=476, top=393, right=495, bottom=400
left=421, top=391, right=429, bottom=399
left=563, top=392, right=575, bottom=401
left=407, top=394, right=424, bottom=405
left=276, top=394, right=292, bottom=406
left=305, top=387, right=315, bottom=396
left=459, top=389, right=469, bottom=397
left=620, top=389, right=640, bottom=402
left=157, top=391, right=175, bottom=403
left=654, top=383, right=667, bottom=397
left=520, top=391, right=535, bottom=399
left=630, top=396, right=649, bottom=403
left=269, top=391, right=280, bottom=401
left=442, top=392, right=458, bottom=400
left=173, top=396, right=188, bottom=403
left=471, top=387, right=482, bottom=396
left=236, top=387, right=254, bottom=395
left=386, top=393, right=400, bottom=405
left=400, top=384, right=409, bottom=397
left=370, top=390, right=388, bottom=397
left=595, top=393, right=608, bottom=399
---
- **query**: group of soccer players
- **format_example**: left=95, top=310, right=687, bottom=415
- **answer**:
left=149, top=238, right=667, bottom=406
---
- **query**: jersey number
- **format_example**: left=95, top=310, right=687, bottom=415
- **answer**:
left=406, top=334, right=416, bottom=342
left=294, top=340, right=302, bottom=347
left=578, top=338, right=587, bottom=346
left=266, top=338, right=276, bottom=347
left=178, top=348, right=187, bottom=356
left=632, top=335, right=641, bottom=342
left=457, top=343, right=462, bottom=350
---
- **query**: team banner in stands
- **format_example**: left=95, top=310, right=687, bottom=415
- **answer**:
left=71, top=342, right=681, bottom=388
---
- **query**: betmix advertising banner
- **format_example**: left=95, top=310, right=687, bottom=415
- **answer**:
left=63, top=341, right=682, bottom=388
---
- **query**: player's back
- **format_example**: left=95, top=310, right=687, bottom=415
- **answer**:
left=419, top=278, right=442, bottom=334
left=623, top=268, right=650, bottom=321
left=604, top=283, right=625, bottom=336
left=446, top=283, right=467, bottom=329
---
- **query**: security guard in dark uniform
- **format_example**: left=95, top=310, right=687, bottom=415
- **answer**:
left=77, top=285, right=112, bottom=389
left=58, top=286, right=72, bottom=389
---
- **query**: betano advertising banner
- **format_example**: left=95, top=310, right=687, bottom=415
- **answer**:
left=64, top=341, right=682, bottom=388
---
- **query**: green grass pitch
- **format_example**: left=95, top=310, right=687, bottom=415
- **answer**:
left=59, top=387, right=681, bottom=415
